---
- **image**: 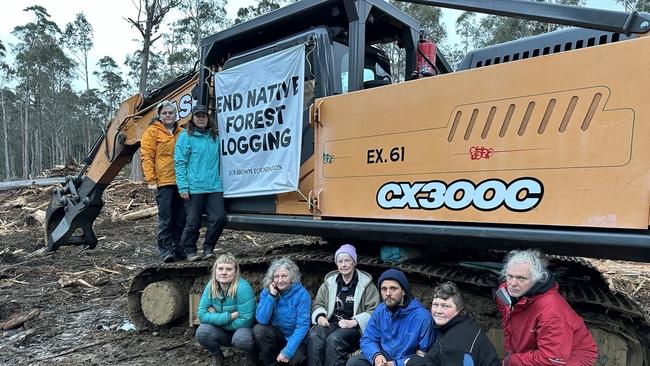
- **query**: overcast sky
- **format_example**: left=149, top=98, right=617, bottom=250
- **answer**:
left=0, top=0, right=623, bottom=91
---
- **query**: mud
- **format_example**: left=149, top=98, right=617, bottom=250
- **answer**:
left=0, top=182, right=648, bottom=365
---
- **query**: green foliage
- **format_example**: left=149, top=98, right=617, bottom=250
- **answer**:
left=63, top=13, right=94, bottom=91
left=613, top=0, right=649, bottom=11
left=458, top=0, right=586, bottom=48
left=163, top=0, right=230, bottom=79
left=234, top=0, right=284, bottom=24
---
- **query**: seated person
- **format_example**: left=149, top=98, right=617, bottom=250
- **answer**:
left=196, top=253, right=256, bottom=366
left=347, top=269, right=435, bottom=366
left=254, top=258, right=311, bottom=365
left=308, top=244, right=380, bottom=366
left=408, top=281, right=499, bottom=366
left=496, top=249, right=598, bottom=366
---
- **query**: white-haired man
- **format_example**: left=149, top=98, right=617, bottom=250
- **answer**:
left=496, top=249, right=597, bottom=366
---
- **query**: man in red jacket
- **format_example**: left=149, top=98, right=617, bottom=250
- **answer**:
left=496, top=249, right=598, bottom=366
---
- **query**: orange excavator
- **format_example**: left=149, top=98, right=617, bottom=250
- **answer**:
left=45, top=0, right=650, bottom=363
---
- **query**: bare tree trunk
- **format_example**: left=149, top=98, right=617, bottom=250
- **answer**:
left=0, top=88, right=11, bottom=179
left=22, top=93, right=29, bottom=179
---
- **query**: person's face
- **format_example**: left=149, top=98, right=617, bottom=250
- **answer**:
left=336, top=254, right=355, bottom=277
left=506, top=262, right=534, bottom=297
left=431, top=297, right=459, bottom=326
left=380, top=279, right=404, bottom=309
left=193, top=112, right=208, bottom=129
left=215, top=262, right=236, bottom=286
left=273, top=267, right=292, bottom=292
left=160, top=106, right=176, bottom=126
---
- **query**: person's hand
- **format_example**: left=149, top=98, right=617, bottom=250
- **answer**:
left=317, top=316, right=329, bottom=327
left=180, top=192, right=189, bottom=200
left=338, top=319, right=358, bottom=328
left=207, top=306, right=215, bottom=313
left=269, top=282, right=278, bottom=296
left=374, top=354, right=387, bottom=366
left=230, top=311, right=239, bottom=320
left=277, top=353, right=289, bottom=363
left=148, top=184, right=157, bottom=193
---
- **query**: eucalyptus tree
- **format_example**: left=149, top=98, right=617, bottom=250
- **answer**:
left=12, top=6, right=76, bottom=178
left=94, top=56, right=127, bottom=115
left=0, top=39, right=15, bottom=179
left=127, top=0, right=182, bottom=181
left=234, top=0, right=284, bottom=24
left=63, top=13, right=94, bottom=92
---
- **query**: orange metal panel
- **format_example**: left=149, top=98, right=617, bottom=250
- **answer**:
left=313, top=36, right=650, bottom=229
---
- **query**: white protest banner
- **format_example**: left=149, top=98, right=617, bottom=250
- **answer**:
left=215, top=44, right=305, bottom=198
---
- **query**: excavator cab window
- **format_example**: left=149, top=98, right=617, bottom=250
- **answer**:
left=333, top=41, right=392, bottom=93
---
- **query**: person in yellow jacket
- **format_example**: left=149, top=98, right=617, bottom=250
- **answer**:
left=141, top=100, right=186, bottom=262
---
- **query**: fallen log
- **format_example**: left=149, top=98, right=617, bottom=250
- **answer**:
left=0, top=309, right=40, bottom=330
left=0, top=177, right=65, bottom=191
left=120, top=206, right=158, bottom=221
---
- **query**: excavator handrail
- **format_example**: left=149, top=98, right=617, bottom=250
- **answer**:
left=397, top=0, right=650, bottom=35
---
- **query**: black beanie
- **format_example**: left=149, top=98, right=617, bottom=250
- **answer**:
left=378, top=268, right=409, bottom=292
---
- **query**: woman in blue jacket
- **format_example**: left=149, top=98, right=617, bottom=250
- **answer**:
left=174, top=104, right=225, bottom=261
left=254, top=257, right=311, bottom=366
left=196, top=253, right=256, bottom=366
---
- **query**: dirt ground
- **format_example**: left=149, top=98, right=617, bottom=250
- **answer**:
left=0, top=180, right=649, bottom=366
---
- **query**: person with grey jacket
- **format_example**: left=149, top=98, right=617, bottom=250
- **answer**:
left=308, top=244, right=380, bottom=366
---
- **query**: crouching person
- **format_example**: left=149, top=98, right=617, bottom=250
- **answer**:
left=196, top=253, right=256, bottom=366
left=347, top=269, right=435, bottom=366
left=308, top=244, right=380, bottom=366
left=497, top=249, right=597, bottom=366
left=254, top=258, right=311, bottom=365
left=408, top=282, right=499, bottom=366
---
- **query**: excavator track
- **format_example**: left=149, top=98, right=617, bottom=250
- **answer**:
left=127, top=249, right=649, bottom=365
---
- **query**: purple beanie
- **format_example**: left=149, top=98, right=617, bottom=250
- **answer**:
left=335, top=244, right=357, bottom=264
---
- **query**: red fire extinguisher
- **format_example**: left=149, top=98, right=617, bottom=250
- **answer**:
left=414, top=31, right=438, bottom=79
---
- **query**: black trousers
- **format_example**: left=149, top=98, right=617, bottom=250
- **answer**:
left=180, top=192, right=226, bottom=255
left=253, top=323, right=307, bottom=366
left=308, top=324, right=361, bottom=366
left=155, top=185, right=186, bottom=258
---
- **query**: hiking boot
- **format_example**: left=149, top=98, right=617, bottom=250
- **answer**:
left=203, top=247, right=215, bottom=260
left=187, top=253, right=202, bottom=262
left=212, top=352, right=224, bottom=366
left=162, top=254, right=174, bottom=263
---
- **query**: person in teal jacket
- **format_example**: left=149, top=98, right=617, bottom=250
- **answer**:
left=196, top=253, right=256, bottom=366
left=254, top=257, right=311, bottom=366
left=174, top=104, right=225, bottom=261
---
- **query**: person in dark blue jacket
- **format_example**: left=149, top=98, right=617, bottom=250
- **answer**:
left=174, top=104, right=225, bottom=261
left=254, top=258, right=311, bottom=365
left=347, top=269, right=435, bottom=366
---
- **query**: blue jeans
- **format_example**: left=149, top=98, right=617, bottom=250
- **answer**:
left=196, top=324, right=255, bottom=356
left=155, top=185, right=186, bottom=258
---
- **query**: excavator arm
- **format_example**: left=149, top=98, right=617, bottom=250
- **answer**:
left=45, top=72, right=199, bottom=252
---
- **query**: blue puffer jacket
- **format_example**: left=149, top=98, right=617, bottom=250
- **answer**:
left=360, top=297, right=436, bottom=366
left=256, top=283, right=311, bottom=359
left=197, top=278, right=256, bottom=331
left=173, top=129, right=223, bottom=194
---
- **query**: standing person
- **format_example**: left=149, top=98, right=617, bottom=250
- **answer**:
left=141, top=100, right=186, bottom=263
left=174, top=104, right=225, bottom=261
left=308, top=244, right=380, bottom=366
left=496, top=249, right=598, bottom=366
left=408, top=282, right=499, bottom=366
left=347, top=269, right=435, bottom=366
left=196, top=253, right=256, bottom=366
left=254, top=258, right=311, bottom=365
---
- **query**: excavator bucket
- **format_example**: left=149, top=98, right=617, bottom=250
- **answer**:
left=45, top=176, right=102, bottom=252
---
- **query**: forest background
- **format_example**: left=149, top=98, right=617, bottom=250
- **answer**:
left=0, top=0, right=646, bottom=181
